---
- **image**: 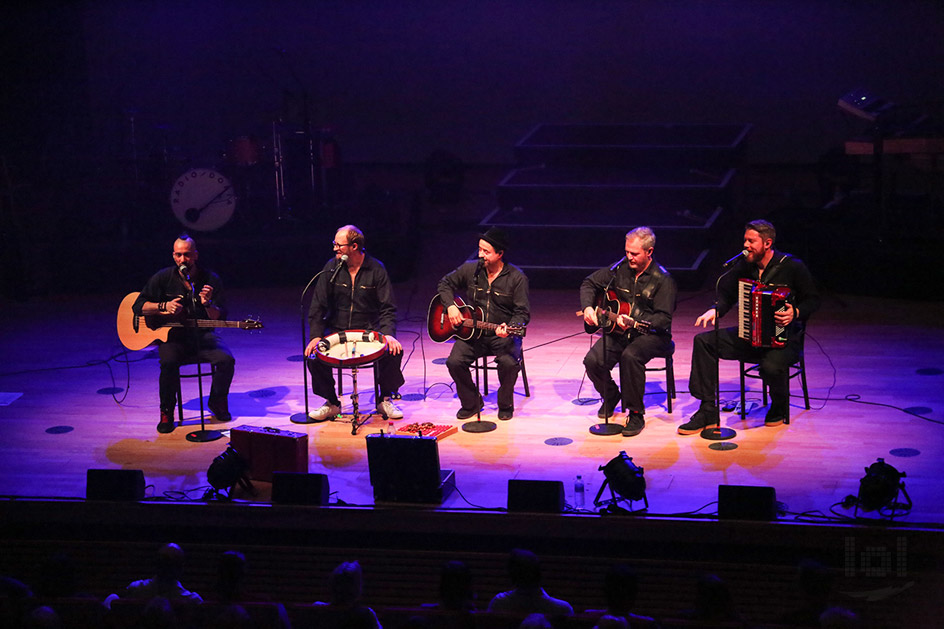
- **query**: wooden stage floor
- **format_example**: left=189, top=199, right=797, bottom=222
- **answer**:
left=1, top=281, right=943, bottom=528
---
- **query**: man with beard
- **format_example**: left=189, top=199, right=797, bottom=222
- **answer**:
left=678, top=219, right=819, bottom=434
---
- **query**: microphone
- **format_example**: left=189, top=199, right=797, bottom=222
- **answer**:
left=722, top=250, right=748, bottom=269
left=474, top=257, right=484, bottom=276
left=178, top=264, right=191, bottom=281
left=328, top=254, right=348, bottom=283
left=610, top=257, right=626, bottom=272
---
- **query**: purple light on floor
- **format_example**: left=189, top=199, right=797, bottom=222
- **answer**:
left=46, top=426, right=73, bottom=434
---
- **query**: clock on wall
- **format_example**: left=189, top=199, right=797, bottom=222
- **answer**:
left=170, top=168, right=235, bottom=232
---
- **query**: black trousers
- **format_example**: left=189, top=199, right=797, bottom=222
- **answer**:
left=689, top=326, right=802, bottom=408
left=446, top=335, right=522, bottom=411
left=583, top=332, right=672, bottom=414
left=158, top=333, right=235, bottom=413
left=307, top=351, right=404, bottom=404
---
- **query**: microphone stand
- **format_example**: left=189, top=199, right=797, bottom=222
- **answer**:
left=590, top=260, right=624, bottom=436
left=184, top=270, right=223, bottom=443
left=463, top=260, right=496, bottom=434
left=701, top=266, right=737, bottom=449
left=291, top=265, right=329, bottom=424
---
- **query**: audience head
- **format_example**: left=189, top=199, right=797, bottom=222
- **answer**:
left=819, top=606, right=860, bottom=628
left=593, top=616, right=629, bottom=629
left=330, top=561, right=365, bottom=607
left=603, top=564, right=638, bottom=614
left=208, top=603, right=252, bottom=629
left=34, top=553, right=77, bottom=598
left=507, top=549, right=542, bottom=589
left=141, top=596, right=179, bottom=629
left=519, top=613, right=552, bottom=628
left=155, top=543, right=186, bottom=583
left=798, top=558, right=833, bottom=601
left=216, top=550, right=247, bottom=601
left=438, top=560, right=473, bottom=610
left=22, top=605, right=61, bottom=629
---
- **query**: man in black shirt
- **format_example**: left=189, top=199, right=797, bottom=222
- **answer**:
left=305, top=225, right=404, bottom=421
left=679, top=219, right=820, bottom=434
left=437, top=228, right=530, bottom=421
left=133, top=234, right=235, bottom=434
left=580, top=227, right=676, bottom=437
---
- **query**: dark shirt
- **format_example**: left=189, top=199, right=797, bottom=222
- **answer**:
left=437, top=260, right=530, bottom=328
left=716, top=250, right=820, bottom=333
left=132, top=266, right=227, bottom=342
left=579, top=259, right=676, bottom=337
left=309, top=254, right=397, bottom=339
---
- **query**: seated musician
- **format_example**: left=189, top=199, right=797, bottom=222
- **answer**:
left=132, top=234, right=235, bottom=434
left=304, top=225, right=404, bottom=421
left=437, top=227, right=530, bottom=421
left=580, top=226, right=676, bottom=437
left=678, top=219, right=820, bottom=434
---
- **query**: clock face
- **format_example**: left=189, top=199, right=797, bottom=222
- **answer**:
left=170, top=168, right=235, bottom=232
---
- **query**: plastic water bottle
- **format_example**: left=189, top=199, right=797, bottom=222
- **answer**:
left=386, top=421, right=396, bottom=436
left=574, top=475, right=585, bottom=508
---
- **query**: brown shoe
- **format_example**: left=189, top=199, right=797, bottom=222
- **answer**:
left=157, top=410, right=176, bottom=434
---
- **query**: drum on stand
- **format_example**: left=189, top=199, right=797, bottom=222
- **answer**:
left=312, top=330, right=387, bottom=435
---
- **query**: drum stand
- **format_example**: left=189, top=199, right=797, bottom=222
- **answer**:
left=346, top=362, right=372, bottom=436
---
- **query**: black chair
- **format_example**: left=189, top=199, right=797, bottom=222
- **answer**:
left=739, top=340, right=809, bottom=424
left=646, top=341, right=676, bottom=413
left=473, top=351, right=530, bottom=397
left=176, top=359, right=216, bottom=426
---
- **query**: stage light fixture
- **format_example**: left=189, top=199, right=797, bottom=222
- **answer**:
left=593, top=451, right=647, bottom=511
left=206, top=445, right=251, bottom=498
left=856, top=457, right=911, bottom=515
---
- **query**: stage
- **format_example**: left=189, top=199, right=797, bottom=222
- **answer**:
left=1, top=279, right=942, bottom=524
left=2, top=269, right=944, bottom=626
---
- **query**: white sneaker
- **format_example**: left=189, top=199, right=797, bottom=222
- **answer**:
left=377, top=397, right=403, bottom=419
left=308, top=402, right=341, bottom=422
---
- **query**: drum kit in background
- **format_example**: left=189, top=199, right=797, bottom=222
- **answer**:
left=169, top=124, right=341, bottom=233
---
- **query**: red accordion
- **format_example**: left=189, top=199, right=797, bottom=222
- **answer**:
left=737, top=280, right=791, bottom=348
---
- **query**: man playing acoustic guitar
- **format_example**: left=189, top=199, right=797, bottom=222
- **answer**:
left=133, top=234, right=236, bottom=434
left=437, top=228, right=530, bottom=421
left=580, top=226, right=676, bottom=437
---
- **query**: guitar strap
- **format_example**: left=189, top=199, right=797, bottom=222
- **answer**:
left=629, top=264, right=667, bottom=322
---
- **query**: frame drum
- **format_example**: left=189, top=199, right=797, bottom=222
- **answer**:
left=314, top=330, right=387, bottom=367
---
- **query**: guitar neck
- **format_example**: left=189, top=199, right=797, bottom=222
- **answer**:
left=149, top=317, right=245, bottom=330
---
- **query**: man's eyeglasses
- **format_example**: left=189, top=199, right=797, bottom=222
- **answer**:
left=332, top=241, right=351, bottom=248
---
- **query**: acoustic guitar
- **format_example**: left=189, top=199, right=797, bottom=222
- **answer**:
left=578, top=289, right=656, bottom=335
left=427, top=294, right=526, bottom=343
left=116, top=292, right=263, bottom=351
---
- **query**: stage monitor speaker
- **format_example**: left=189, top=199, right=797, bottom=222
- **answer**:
left=507, top=479, right=565, bottom=513
left=718, top=484, right=777, bottom=521
left=271, top=472, right=330, bottom=506
left=86, top=469, right=145, bottom=501
left=366, top=434, right=454, bottom=504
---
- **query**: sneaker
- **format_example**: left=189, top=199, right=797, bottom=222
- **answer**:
left=308, top=402, right=341, bottom=422
left=456, top=397, right=484, bottom=420
left=497, top=407, right=514, bottom=421
left=157, top=410, right=176, bottom=434
left=377, top=397, right=404, bottom=419
left=677, top=408, right=720, bottom=435
left=622, top=411, right=645, bottom=437
left=208, top=398, right=232, bottom=422
left=597, top=394, right=620, bottom=419
left=764, top=402, right=788, bottom=426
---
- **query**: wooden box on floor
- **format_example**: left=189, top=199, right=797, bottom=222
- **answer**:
left=229, top=425, right=308, bottom=482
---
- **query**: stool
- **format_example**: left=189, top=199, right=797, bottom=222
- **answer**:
left=176, top=361, right=216, bottom=426
left=645, top=345, right=676, bottom=413
left=739, top=352, right=809, bottom=424
left=473, top=351, right=530, bottom=397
